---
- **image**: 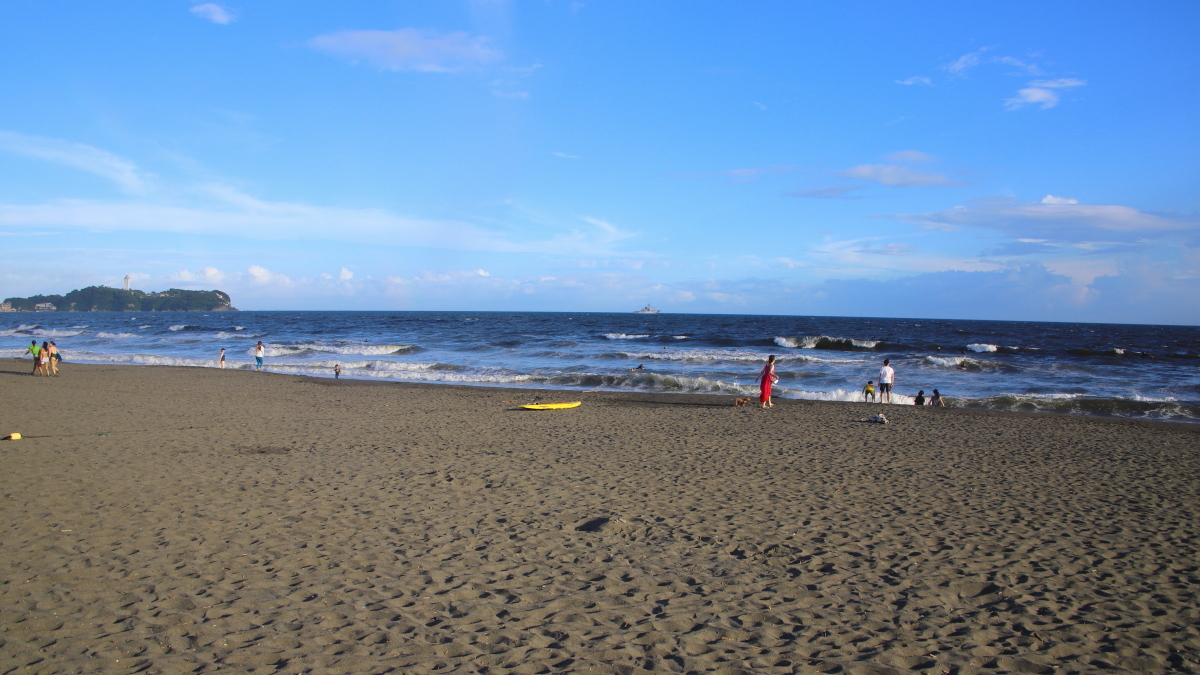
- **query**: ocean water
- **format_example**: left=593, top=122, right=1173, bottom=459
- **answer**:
left=4, top=311, right=1198, bottom=422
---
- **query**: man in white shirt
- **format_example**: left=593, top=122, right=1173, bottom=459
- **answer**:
left=878, top=359, right=895, bottom=403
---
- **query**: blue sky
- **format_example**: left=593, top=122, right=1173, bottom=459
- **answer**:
left=1, top=1, right=1198, bottom=324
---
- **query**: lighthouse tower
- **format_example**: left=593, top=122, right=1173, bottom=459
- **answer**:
left=124, top=275, right=131, bottom=291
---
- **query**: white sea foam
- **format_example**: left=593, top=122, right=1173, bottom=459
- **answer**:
left=96, top=332, right=136, bottom=339
left=775, top=335, right=879, bottom=350
left=254, top=342, right=415, bottom=358
left=15, top=324, right=39, bottom=331
left=672, top=335, right=689, bottom=339
left=168, top=325, right=189, bottom=331
left=615, top=348, right=859, bottom=365
left=967, top=343, right=998, bottom=352
left=139, top=325, right=151, bottom=329
left=71, top=325, right=88, bottom=329
left=30, top=329, right=84, bottom=337
left=605, top=333, right=650, bottom=339
left=234, top=326, right=245, bottom=331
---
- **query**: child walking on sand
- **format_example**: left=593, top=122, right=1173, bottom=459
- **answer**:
left=862, top=380, right=876, bottom=402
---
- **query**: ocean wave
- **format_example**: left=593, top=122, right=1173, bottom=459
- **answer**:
left=256, top=342, right=416, bottom=357
left=96, top=332, right=136, bottom=339
left=29, top=329, right=84, bottom=337
left=922, top=355, right=1012, bottom=372
left=775, top=335, right=881, bottom=351
left=234, top=326, right=245, bottom=331
left=603, top=348, right=858, bottom=364
left=672, top=335, right=689, bottom=340
left=168, top=325, right=197, bottom=331
left=605, top=333, right=650, bottom=340
left=966, top=343, right=997, bottom=353
left=954, top=393, right=1198, bottom=421
left=138, top=325, right=152, bottom=329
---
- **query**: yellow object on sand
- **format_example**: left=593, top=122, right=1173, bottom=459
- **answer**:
left=4, top=432, right=20, bottom=440
left=520, top=401, right=582, bottom=410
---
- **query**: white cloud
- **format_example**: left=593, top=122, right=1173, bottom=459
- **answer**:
left=786, top=185, right=863, bottom=199
left=0, top=183, right=637, bottom=256
left=993, top=56, right=1043, bottom=75
left=944, top=47, right=991, bottom=76
left=189, top=3, right=235, bottom=25
left=883, top=150, right=935, bottom=163
left=889, top=198, right=1193, bottom=243
left=247, top=265, right=292, bottom=286
left=171, top=266, right=226, bottom=284
left=1005, top=78, right=1086, bottom=110
left=309, top=28, right=501, bottom=73
left=895, top=76, right=933, bottom=86
left=338, top=267, right=353, bottom=280
left=0, top=130, right=145, bottom=194
left=1041, top=195, right=1079, bottom=205
left=552, top=152, right=580, bottom=159
left=839, top=164, right=966, bottom=188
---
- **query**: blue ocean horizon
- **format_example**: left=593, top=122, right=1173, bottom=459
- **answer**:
left=4, top=310, right=1198, bottom=423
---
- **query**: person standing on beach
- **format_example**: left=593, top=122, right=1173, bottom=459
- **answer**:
left=25, top=340, right=41, bottom=376
left=47, top=341, right=60, bottom=376
left=878, top=359, right=895, bottom=403
left=219, top=348, right=226, bottom=369
left=37, top=341, right=51, bottom=377
left=334, top=364, right=340, bottom=379
left=759, top=355, right=778, bottom=409
left=254, top=341, right=264, bottom=371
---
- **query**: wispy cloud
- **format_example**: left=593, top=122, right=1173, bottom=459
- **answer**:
left=189, top=3, right=235, bottom=25
left=552, top=152, right=580, bottom=159
left=895, top=76, right=932, bottom=86
left=883, top=150, right=935, bottom=163
left=673, top=165, right=801, bottom=183
left=888, top=198, right=1193, bottom=243
left=944, top=47, right=992, bottom=76
left=786, top=185, right=863, bottom=199
left=309, top=28, right=501, bottom=73
left=0, top=130, right=145, bottom=194
left=1005, top=78, right=1086, bottom=110
left=839, top=164, right=967, bottom=188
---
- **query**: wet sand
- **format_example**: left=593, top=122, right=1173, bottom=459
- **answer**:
left=1, top=363, right=1198, bottom=675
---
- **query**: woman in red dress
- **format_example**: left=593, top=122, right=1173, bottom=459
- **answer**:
left=759, top=355, right=778, bottom=408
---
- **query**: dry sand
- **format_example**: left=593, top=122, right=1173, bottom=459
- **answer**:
left=1, top=363, right=1198, bottom=675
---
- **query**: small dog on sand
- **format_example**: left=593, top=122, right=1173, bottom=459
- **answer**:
left=733, top=397, right=751, bottom=408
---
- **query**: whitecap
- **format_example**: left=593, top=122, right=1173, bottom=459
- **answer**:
left=966, top=343, right=998, bottom=352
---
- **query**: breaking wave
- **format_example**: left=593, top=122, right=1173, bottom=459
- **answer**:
left=96, top=332, right=136, bottom=339
left=775, top=335, right=881, bottom=351
left=605, top=333, right=650, bottom=340
left=953, top=393, right=1198, bottom=422
left=256, top=342, right=416, bottom=357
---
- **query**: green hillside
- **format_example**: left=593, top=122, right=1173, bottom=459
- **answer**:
left=3, top=286, right=236, bottom=312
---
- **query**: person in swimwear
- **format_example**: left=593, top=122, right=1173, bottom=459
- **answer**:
left=759, top=355, right=778, bottom=408
left=862, top=380, right=876, bottom=403
left=929, top=389, right=946, bottom=407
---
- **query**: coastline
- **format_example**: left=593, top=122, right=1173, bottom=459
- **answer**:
left=2, top=363, right=1198, bottom=674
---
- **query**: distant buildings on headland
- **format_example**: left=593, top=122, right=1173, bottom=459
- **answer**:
left=1, top=285, right=237, bottom=312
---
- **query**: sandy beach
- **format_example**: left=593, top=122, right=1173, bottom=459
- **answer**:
left=1, top=363, right=1197, bottom=675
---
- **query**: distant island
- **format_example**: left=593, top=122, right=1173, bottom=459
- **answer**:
left=1, top=286, right=237, bottom=312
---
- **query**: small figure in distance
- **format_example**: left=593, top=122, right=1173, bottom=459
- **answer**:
left=759, top=355, right=779, bottom=409
left=629, top=364, right=645, bottom=372
left=862, top=380, right=876, bottom=403
left=878, top=358, right=895, bottom=404
left=929, top=389, right=946, bottom=407
left=47, top=341, right=60, bottom=376
left=254, top=341, right=265, bottom=371
left=219, top=348, right=226, bottom=369
left=914, top=390, right=926, bottom=405
left=25, top=340, right=40, bottom=376
left=334, top=364, right=341, bottom=379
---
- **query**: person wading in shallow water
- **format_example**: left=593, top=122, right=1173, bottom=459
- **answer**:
left=759, top=355, right=779, bottom=409
left=255, top=341, right=265, bottom=371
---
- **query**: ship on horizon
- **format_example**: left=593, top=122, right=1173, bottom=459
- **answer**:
left=635, top=304, right=660, bottom=314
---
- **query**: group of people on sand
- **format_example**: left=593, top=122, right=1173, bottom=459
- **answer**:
left=24, top=340, right=61, bottom=377
left=861, top=358, right=945, bottom=406
left=755, top=355, right=947, bottom=409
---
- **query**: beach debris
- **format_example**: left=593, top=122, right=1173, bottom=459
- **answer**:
left=3, top=432, right=20, bottom=440
left=859, top=414, right=889, bottom=424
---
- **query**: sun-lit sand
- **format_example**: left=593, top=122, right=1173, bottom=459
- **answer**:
left=2, top=363, right=1198, bottom=675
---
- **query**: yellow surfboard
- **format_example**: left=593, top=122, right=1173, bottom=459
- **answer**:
left=520, top=401, right=582, bottom=410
